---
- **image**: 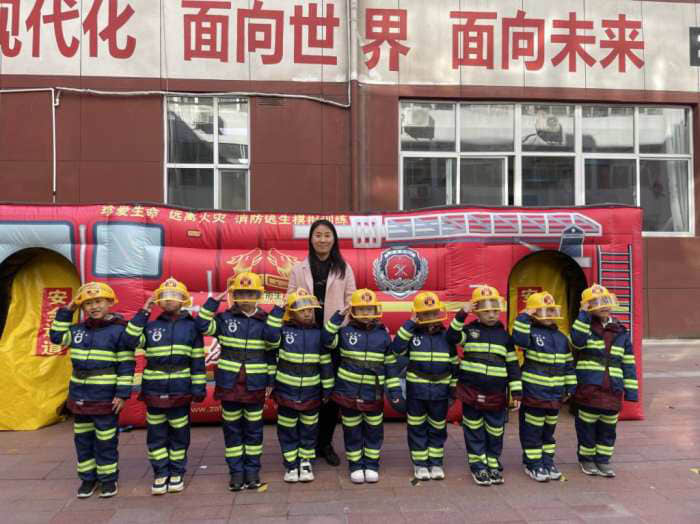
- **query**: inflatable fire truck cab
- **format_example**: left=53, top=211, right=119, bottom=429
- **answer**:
left=0, top=204, right=643, bottom=430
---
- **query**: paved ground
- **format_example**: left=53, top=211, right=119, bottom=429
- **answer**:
left=1, top=342, right=699, bottom=523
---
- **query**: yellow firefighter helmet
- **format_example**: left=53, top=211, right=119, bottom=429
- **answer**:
left=526, top=291, right=563, bottom=321
left=470, top=285, right=506, bottom=313
left=226, top=272, right=265, bottom=304
left=154, top=277, right=192, bottom=307
left=349, top=288, right=382, bottom=320
left=283, top=288, right=321, bottom=322
left=412, top=291, right=447, bottom=324
left=74, top=281, right=118, bottom=306
left=581, top=283, right=618, bottom=312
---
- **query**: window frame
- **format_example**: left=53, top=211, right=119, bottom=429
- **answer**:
left=398, top=100, right=695, bottom=237
left=163, top=96, right=251, bottom=211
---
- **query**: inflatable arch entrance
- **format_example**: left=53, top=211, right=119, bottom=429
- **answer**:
left=0, top=204, right=644, bottom=430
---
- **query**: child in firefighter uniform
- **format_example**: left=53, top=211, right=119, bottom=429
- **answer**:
left=195, top=272, right=283, bottom=491
left=127, top=278, right=206, bottom=495
left=273, top=289, right=334, bottom=483
left=447, top=286, right=522, bottom=486
left=512, top=291, right=576, bottom=483
left=49, top=282, right=143, bottom=499
left=390, top=292, right=459, bottom=481
left=571, top=284, right=639, bottom=478
left=321, top=289, right=402, bottom=484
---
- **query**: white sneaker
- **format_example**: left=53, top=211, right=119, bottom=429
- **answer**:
left=350, top=470, right=365, bottom=484
left=299, top=460, right=314, bottom=482
left=167, top=475, right=184, bottom=493
left=283, top=468, right=299, bottom=483
left=151, top=477, right=168, bottom=495
left=364, top=469, right=379, bottom=483
left=413, top=466, right=430, bottom=481
left=429, top=466, right=445, bottom=480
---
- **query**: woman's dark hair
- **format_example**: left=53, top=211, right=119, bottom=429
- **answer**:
left=308, top=219, right=347, bottom=279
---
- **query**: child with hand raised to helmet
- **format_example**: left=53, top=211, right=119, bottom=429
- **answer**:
left=389, top=292, right=460, bottom=482
left=447, top=286, right=522, bottom=487
left=512, top=291, right=576, bottom=483
left=195, top=272, right=283, bottom=492
left=273, top=289, right=335, bottom=484
left=125, top=278, right=206, bottom=496
left=49, top=282, right=143, bottom=499
left=321, top=289, right=402, bottom=484
left=571, top=284, right=638, bottom=478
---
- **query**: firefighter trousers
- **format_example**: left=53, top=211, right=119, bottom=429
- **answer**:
left=221, top=401, right=264, bottom=477
left=461, top=403, right=506, bottom=473
left=146, top=405, right=191, bottom=478
left=276, top=405, right=319, bottom=470
left=74, top=413, right=119, bottom=483
left=575, top=407, right=619, bottom=464
left=340, top=407, right=383, bottom=472
left=406, top=397, right=448, bottom=467
left=519, top=406, right=559, bottom=469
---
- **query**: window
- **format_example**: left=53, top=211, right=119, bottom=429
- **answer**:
left=93, top=223, right=164, bottom=278
left=165, top=96, right=250, bottom=210
left=400, top=102, right=694, bottom=234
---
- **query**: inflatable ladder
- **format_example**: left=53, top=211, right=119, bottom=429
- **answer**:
left=596, top=244, right=634, bottom=339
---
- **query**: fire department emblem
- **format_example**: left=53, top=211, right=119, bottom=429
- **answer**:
left=373, top=247, right=428, bottom=298
left=150, top=328, right=164, bottom=342
left=227, top=319, right=239, bottom=333
left=543, top=294, right=555, bottom=305
left=534, top=334, right=545, bottom=347
left=285, top=332, right=296, bottom=345
left=469, top=329, right=480, bottom=339
left=412, top=337, right=422, bottom=347
left=74, top=330, right=85, bottom=344
left=348, top=333, right=358, bottom=346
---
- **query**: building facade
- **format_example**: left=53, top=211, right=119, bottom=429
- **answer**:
left=0, top=0, right=698, bottom=337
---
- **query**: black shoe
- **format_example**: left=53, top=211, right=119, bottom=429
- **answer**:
left=228, top=473, right=245, bottom=492
left=471, top=469, right=492, bottom=486
left=99, top=480, right=118, bottom=498
left=488, top=468, right=504, bottom=485
left=244, top=472, right=262, bottom=489
left=318, top=445, right=340, bottom=467
left=547, top=464, right=562, bottom=480
left=595, top=462, right=616, bottom=478
left=77, top=480, right=98, bottom=498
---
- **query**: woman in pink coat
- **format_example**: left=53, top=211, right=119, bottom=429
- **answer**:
left=287, top=219, right=356, bottom=466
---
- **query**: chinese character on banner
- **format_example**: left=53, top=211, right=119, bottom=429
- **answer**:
left=551, top=11, right=596, bottom=72
left=290, top=2, right=339, bottom=65
left=450, top=11, right=497, bottom=70
left=362, top=8, right=409, bottom=71
left=0, top=0, right=21, bottom=57
left=600, top=14, right=644, bottom=73
left=27, top=0, right=81, bottom=58
left=35, top=287, right=72, bottom=356
left=83, top=0, right=136, bottom=59
left=502, top=10, right=544, bottom=71
left=182, top=0, right=232, bottom=62
left=236, top=0, right=283, bottom=65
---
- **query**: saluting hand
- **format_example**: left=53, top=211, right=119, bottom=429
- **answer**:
left=67, top=299, right=79, bottom=313
left=143, top=295, right=156, bottom=312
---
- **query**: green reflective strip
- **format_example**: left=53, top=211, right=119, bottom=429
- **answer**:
left=339, top=348, right=385, bottom=362
left=450, top=318, right=464, bottom=331
left=608, top=367, right=623, bottom=378
left=266, top=316, right=282, bottom=328
left=169, top=449, right=186, bottom=461
left=513, top=320, right=530, bottom=334
left=324, top=320, right=341, bottom=334
left=70, top=376, right=117, bottom=386
left=623, top=355, right=636, bottom=364
left=524, top=413, right=545, bottom=427
left=74, top=422, right=95, bottom=434
left=542, top=444, right=556, bottom=454
left=459, top=360, right=507, bottom=377
left=226, top=446, right=243, bottom=458
left=397, top=327, right=413, bottom=341
left=145, top=346, right=192, bottom=357
left=385, top=378, right=400, bottom=389
left=576, top=361, right=606, bottom=372
left=191, top=374, right=207, bottom=385
left=572, top=320, right=590, bottom=334
left=407, top=414, right=427, bottom=426
left=544, top=415, right=558, bottom=425
left=578, top=445, right=596, bottom=456
left=276, top=371, right=321, bottom=387
left=71, top=348, right=117, bottom=361
left=624, top=379, right=638, bottom=389
left=320, top=354, right=332, bottom=365
left=410, top=351, right=450, bottom=362
left=277, top=414, right=298, bottom=428
left=96, top=463, right=117, bottom=475
left=346, top=449, right=362, bottom=461
left=198, top=308, right=214, bottom=321
left=244, top=363, right=268, bottom=374
left=521, top=371, right=565, bottom=387
left=169, top=415, right=189, bottom=429
left=244, top=444, right=263, bottom=456
left=385, top=354, right=397, bottom=364
left=125, top=322, right=142, bottom=336
left=578, top=409, right=599, bottom=424
left=52, top=319, right=71, bottom=329
left=487, top=456, right=500, bottom=468
left=587, top=339, right=605, bottom=349
left=610, top=345, right=625, bottom=357
left=565, top=374, right=578, bottom=385
left=509, top=379, right=523, bottom=392
left=116, top=351, right=134, bottom=362
left=484, top=422, right=504, bottom=437
left=191, top=347, right=205, bottom=358
left=95, top=427, right=117, bottom=441
left=116, top=376, right=132, bottom=386
left=427, top=417, right=446, bottom=430
left=464, top=342, right=507, bottom=357
left=279, top=349, right=320, bottom=363
left=219, top=336, right=266, bottom=349
left=596, top=444, right=614, bottom=456
left=205, top=322, right=216, bottom=336
left=599, top=413, right=619, bottom=425
left=217, top=359, right=242, bottom=373
left=526, top=350, right=570, bottom=365
left=222, top=409, right=242, bottom=422
left=300, top=412, right=319, bottom=425
left=299, top=448, right=315, bottom=459
left=147, top=413, right=167, bottom=425
left=462, top=416, right=484, bottom=430
left=363, top=413, right=383, bottom=426
left=406, top=371, right=451, bottom=385
left=77, top=459, right=96, bottom=472
left=283, top=449, right=299, bottom=461
left=411, top=450, right=429, bottom=460
left=524, top=448, right=543, bottom=459
left=267, top=365, right=277, bottom=376
left=428, top=447, right=444, bottom=458
left=244, top=409, right=263, bottom=422
left=468, top=453, right=486, bottom=464
left=148, top=447, right=168, bottom=461
left=62, top=332, right=72, bottom=346
left=506, top=351, right=518, bottom=362
left=342, top=415, right=362, bottom=427
left=338, top=367, right=385, bottom=386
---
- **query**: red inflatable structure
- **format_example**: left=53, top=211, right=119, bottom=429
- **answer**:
left=0, top=204, right=644, bottom=427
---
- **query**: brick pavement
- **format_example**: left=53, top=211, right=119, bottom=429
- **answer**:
left=1, top=342, right=699, bottom=523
